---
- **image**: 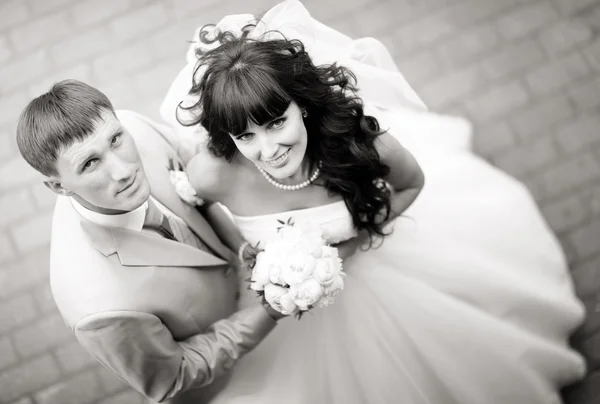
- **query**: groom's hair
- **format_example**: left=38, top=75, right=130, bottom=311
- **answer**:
left=16, top=79, right=115, bottom=177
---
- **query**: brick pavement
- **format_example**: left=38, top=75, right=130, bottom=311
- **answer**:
left=0, top=0, right=599, bottom=402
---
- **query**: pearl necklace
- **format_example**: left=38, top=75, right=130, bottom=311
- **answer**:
left=255, top=161, right=322, bottom=191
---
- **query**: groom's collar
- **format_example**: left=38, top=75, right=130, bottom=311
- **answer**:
left=71, top=198, right=148, bottom=232
left=74, top=198, right=227, bottom=267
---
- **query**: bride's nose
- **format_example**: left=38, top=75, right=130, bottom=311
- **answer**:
left=258, top=134, right=279, bottom=160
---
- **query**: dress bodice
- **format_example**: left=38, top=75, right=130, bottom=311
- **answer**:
left=231, top=200, right=358, bottom=246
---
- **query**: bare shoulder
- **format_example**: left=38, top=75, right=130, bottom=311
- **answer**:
left=185, top=147, right=234, bottom=201
left=375, top=131, right=424, bottom=188
left=376, top=131, right=406, bottom=161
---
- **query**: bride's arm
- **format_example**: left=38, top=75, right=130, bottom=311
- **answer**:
left=186, top=153, right=254, bottom=269
left=377, top=132, right=425, bottom=223
left=194, top=195, right=259, bottom=270
left=331, top=133, right=424, bottom=259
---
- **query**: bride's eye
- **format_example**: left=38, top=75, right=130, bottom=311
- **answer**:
left=268, top=117, right=286, bottom=129
left=236, top=133, right=254, bottom=141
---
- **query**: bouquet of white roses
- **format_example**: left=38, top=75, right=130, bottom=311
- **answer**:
left=249, top=219, right=345, bottom=318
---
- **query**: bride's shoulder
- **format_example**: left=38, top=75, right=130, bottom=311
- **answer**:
left=185, top=147, right=234, bottom=199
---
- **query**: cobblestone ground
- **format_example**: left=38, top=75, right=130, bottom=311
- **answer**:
left=1, top=0, right=599, bottom=403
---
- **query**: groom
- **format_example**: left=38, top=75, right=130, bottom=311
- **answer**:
left=16, top=80, right=280, bottom=404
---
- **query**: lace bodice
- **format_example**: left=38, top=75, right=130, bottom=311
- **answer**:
left=231, top=200, right=358, bottom=246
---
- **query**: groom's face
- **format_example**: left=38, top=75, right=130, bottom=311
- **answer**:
left=48, top=110, right=151, bottom=214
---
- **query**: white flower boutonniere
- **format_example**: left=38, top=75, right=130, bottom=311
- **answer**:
left=168, top=159, right=204, bottom=207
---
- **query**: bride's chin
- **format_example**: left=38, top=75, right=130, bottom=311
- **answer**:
left=266, top=161, right=304, bottom=181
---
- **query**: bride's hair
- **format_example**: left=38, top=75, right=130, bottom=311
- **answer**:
left=178, top=25, right=392, bottom=242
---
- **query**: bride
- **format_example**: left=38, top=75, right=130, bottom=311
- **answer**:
left=160, top=1, right=586, bottom=403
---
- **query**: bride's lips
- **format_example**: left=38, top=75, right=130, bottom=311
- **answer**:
left=264, top=148, right=291, bottom=168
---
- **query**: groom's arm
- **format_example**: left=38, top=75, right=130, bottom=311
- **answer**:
left=74, top=304, right=276, bottom=402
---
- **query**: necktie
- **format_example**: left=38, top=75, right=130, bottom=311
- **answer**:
left=143, top=199, right=176, bottom=241
left=143, top=198, right=213, bottom=254
left=144, top=198, right=235, bottom=281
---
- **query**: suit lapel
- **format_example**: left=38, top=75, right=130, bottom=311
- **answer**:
left=135, top=129, right=231, bottom=261
left=81, top=220, right=226, bottom=267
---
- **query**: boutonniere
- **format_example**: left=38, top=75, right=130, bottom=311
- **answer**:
left=168, top=158, right=204, bottom=207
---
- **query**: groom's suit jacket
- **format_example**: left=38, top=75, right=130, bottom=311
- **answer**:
left=50, top=111, right=276, bottom=404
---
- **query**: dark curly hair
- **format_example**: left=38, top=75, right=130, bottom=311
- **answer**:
left=178, top=25, right=392, bottom=240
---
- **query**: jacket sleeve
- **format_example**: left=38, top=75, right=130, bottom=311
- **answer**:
left=74, top=304, right=276, bottom=403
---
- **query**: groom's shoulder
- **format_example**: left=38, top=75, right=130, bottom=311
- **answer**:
left=116, top=110, right=171, bottom=145
left=49, top=197, right=120, bottom=326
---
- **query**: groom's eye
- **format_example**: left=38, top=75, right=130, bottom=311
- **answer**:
left=81, top=158, right=99, bottom=172
left=111, top=133, right=122, bottom=145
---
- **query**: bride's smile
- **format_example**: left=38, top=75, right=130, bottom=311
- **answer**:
left=231, top=102, right=311, bottom=184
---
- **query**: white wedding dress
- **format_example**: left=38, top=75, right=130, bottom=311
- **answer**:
left=211, top=107, right=586, bottom=404
left=160, top=1, right=586, bottom=403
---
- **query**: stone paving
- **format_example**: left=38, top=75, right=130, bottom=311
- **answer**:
left=0, top=0, right=599, bottom=403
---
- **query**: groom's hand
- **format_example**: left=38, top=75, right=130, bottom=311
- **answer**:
left=262, top=303, right=287, bottom=321
left=239, top=243, right=261, bottom=272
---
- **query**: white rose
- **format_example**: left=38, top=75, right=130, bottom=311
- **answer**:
left=264, top=237, right=291, bottom=254
left=278, top=293, right=298, bottom=316
left=289, top=278, right=324, bottom=311
left=296, top=237, right=326, bottom=258
left=280, top=253, right=317, bottom=286
left=313, top=257, right=342, bottom=287
left=324, top=274, right=345, bottom=296
left=321, top=245, right=340, bottom=259
left=277, top=225, right=303, bottom=244
left=269, top=263, right=284, bottom=286
left=294, top=222, right=325, bottom=257
left=250, top=253, right=272, bottom=291
left=294, top=220, right=324, bottom=239
left=264, top=284, right=297, bottom=315
left=316, top=295, right=335, bottom=309
left=169, top=170, right=204, bottom=206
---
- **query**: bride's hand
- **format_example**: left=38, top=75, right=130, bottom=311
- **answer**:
left=333, top=230, right=369, bottom=260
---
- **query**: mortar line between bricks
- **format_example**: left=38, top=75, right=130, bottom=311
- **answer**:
left=0, top=232, right=19, bottom=267
left=92, top=366, right=130, bottom=399
left=521, top=67, right=598, bottom=102
left=0, top=242, right=49, bottom=271
left=15, top=0, right=179, bottom=60
left=470, top=72, right=596, bottom=131
left=0, top=351, right=62, bottom=384
left=378, top=0, right=487, bottom=60
left=426, top=0, right=562, bottom=59
left=0, top=181, right=45, bottom=201
left=91, top=48, right=185, bottom=91
left=532, top=175, right=600, bottom=216
left=51, top=352, right=99, bottom=379
left=554, top=212, right=600, bottom=239
left=572, top=251, right=600, bottom=276
left=0, top=310, right=60, bottom=344
left=47, top=11, right=174, bottom=71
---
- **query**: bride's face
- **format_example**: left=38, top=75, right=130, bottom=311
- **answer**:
left=230, top=101, right=308, bottom=180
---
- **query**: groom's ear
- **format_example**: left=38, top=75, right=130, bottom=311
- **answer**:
left=44, top=177, right=73, bottom=197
